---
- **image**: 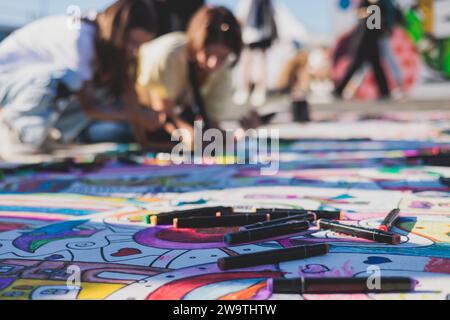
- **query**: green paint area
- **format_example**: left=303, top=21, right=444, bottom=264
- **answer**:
left=332, top=243, right=450, bottom=259
left=397, top=219, right=418, bottom=234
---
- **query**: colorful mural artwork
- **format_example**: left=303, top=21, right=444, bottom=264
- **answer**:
left=0, top=116, right=449, bottom=300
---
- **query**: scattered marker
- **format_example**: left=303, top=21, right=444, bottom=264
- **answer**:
left=268, top=277, right=416, bottom=294
left=318, top=219, right=401, bottom=245
left=378, top=209, right=401, bottom=232
left=217, top=244, right=329, bottom=271
left=224, top=220, right=310, bottom=245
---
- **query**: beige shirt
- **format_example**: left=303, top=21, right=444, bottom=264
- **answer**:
left=137, top=32, right=245, bottom=122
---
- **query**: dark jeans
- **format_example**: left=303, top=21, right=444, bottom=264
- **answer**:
left=335, top=32, right=390, bottom=98
left=78, top=107, right=198, bottom=145
left=78, top=121, right=135, bottom=144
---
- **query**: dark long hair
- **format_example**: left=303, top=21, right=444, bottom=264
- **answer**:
left=186, top=6, right=242, bottom=67
left=94, top=0, right=157, bottom=98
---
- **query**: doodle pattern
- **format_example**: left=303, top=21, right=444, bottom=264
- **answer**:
left=0, top=118, right=449, bottom=300
left=0, top=185, right=448, bottom=300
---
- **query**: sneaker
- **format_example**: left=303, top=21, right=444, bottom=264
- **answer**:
left=250, top=89, right=267, bottom=107
left=378, top=93, right=391, bottom=101
left=332, top=89, right=343, bottom=100
left=391, top=88, right=407, bottom=102
left=233, top=89, right=250, bottom=106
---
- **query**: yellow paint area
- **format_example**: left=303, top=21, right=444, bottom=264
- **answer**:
left=419, top=0, right=434, bottom=34
left=135, top=197, right=163, bottom=203
left=77, top=282, right=124, bottom=300
left=398, top=220, right=450, bottom=243
left=0, top=279, right=124, bottom=300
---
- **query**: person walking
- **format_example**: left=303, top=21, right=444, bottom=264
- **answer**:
left=333, top=0, right=391, bottom=99
left=233, top=0, right=278, bottom=107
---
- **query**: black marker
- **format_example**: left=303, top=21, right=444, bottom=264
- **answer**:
left=313, top=210, right=345, bottom=220
left=251, top=210, right=317, bottom=220
left=3, top=157, right=107, bottom=174
left=260, top=112, right=277, bottom=125
left=218, top=244, right=329, bottom=271
left=378, top=209, right=401, bottom=232
left=149, top=206, right=233, bottom=225
left=241, top=213, right=316, bottom=231
left=268, top=277, right=416, bottom=294
left=224, top=220, right=310, bottom=245
left=318, top=219, right=401, bottom=245
left=173, top=214, right=271, bottom=228
left=439, top=176, right=450, bottom=187
left=255, top=208, right=344, bottom=220
left=256, top=208, right=308, bottom=214
left=411, top=151, right=450, bottom=166
left=23, top=160, right=73, bottom=173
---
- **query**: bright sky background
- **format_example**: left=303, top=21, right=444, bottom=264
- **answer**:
left=0, top=0, right=334, bottom=35
left=210, top=0, right=332, bottom=34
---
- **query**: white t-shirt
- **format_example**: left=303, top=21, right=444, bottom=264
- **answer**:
left=0, top=15, right=96, bottom=81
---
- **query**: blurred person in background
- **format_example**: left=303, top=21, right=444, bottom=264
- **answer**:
left=380, top=0, right=406, bottom=99
left=277, top=42, right=309, bottom=99
left=0, top=0, right=160, bottom=158
left=154, top=0, right=205, bottom=36
left=233, top=0, right=278, bottom=107
left=333, top=0, right=391, bottom=100
left=278, top=45, right=333, bottom=102
left=136, top=5, right=261, bottom=150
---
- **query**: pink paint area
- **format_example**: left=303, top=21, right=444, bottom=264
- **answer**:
left=424, top=258, right=450, bottom=274
left=134, top=226, right=225, bottom=249
left=255, top=280, right=273, bottom=300
left=146, top=271, right=282, bottom=300
left=0, top=222, right=28, bottom=232
left=0, top=214, right=64, bottom=222
left=297, top=260, right=355, bottom=278
left=332, top=27, right=419, bottom=101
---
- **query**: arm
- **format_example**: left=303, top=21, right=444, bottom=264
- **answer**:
left=79, top=81, right=163, bottom=132
left=141, top=87, right=196, bottom=147
left=79, top=81, right=164, bottom=149
left=79, top=82, right=130, bottom=122
left=204, top=69, right=260, bottom=130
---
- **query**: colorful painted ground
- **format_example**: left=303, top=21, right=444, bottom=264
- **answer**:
left=0, top=116, right=449, bottom=300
